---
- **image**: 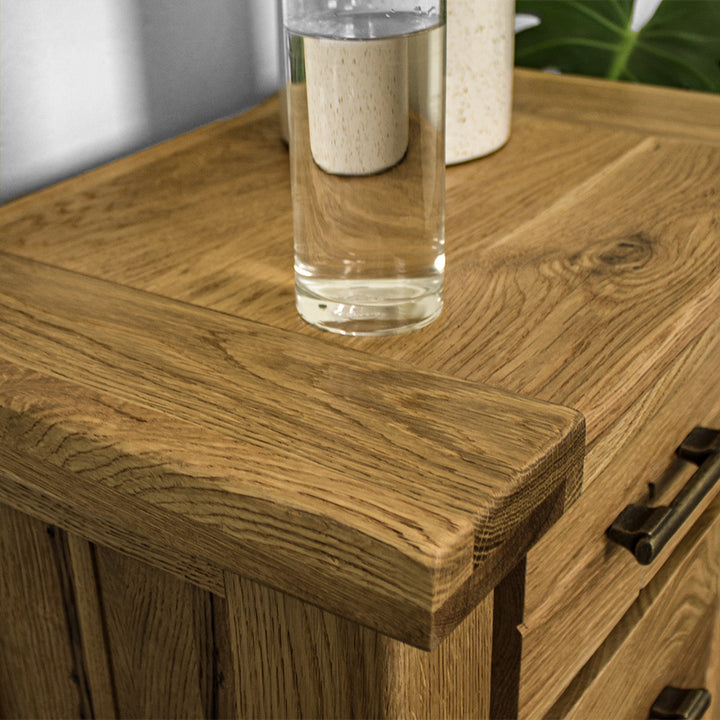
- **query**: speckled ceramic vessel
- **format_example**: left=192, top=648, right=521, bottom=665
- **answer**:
left=304, top=36, right=409, bottom=175
left=446, top=0, right=515, bottom=164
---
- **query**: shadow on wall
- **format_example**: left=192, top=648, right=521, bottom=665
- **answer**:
left=0, top=0, right=283, bottom=204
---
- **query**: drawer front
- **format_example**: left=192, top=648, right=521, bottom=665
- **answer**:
left=517, top=325, right=720, bottom=720
left=548, top=493, right=720, bottom=720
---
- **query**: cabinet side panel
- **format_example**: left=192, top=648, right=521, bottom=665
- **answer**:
left=225, top=572, right=492, bottom=720
left=396, top=593, right=492, bottom=720
left=0, top=502, right=84, bottom=718
left=225, top=572, right=380, bottom=719
left=93, top=544, right=233, bottom=718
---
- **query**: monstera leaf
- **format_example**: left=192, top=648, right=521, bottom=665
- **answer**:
left=515, top=0, right=720, bottom=92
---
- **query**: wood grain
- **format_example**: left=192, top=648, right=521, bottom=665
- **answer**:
left=66, top=535, right=118, bottom=719
left=0, top=504, right=84, bottom=718
left=513, top=68, right=720, bottom=146
left=341, top=110, right=720, bottom=710
left=0, top=96, right=644, bottom=336
left=92, top=545, right=233, bottom=718
left=352, top=136, right=720, bottom=416
left=0, top=451, right=226, bottom=597
left=0, top=96, right=297, bottom=328
left=707, top=556, right=720, bottom=720
left=0, top=251, right=583, bottom=648
left=226, top=571, right=492, bottom=720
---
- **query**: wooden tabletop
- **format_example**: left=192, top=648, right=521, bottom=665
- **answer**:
left=2, top=68, right=719, bottom=649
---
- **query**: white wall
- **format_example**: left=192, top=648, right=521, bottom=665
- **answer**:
left=0, top=0, right=282, bottom=203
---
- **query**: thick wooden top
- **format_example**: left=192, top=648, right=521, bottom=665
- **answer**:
left=2, top=68, right=719, bottom=647
left=0, top=251, right=581, bottom=648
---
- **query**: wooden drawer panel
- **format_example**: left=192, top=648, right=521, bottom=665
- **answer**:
left=517, top=323, right=720, bottom=719
left=547, top=494, right=720, bottom=720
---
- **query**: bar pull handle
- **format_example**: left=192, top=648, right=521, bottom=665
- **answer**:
left=649, top=686, right=711, bottom=719
left=607, top=427, right=720, bottom=565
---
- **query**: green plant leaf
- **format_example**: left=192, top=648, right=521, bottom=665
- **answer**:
left=515, top=0, right=720, bottom=92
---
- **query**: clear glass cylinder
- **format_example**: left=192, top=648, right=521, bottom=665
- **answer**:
left=282, top=0, right=447, bottom=336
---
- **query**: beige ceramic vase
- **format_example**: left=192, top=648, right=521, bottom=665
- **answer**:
left=446, top=0, right=515, bottom=164
left=304, top=35, right=409, bottom=175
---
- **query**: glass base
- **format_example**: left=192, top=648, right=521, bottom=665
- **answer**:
left=296, top=277, right=443, bottom=336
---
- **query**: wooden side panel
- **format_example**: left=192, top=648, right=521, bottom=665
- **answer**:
left=0, top=502, right=236, bottom=719
left=225, top=572, right=492, bottom=719
left=93, top=545, right=235, bottom=719
left=0, top=503, right=84, bottom=718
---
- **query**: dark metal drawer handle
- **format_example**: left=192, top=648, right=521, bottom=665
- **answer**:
left=649, top=686, right=711, bottom=719
left=607, top=427, right=720, bottom=565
